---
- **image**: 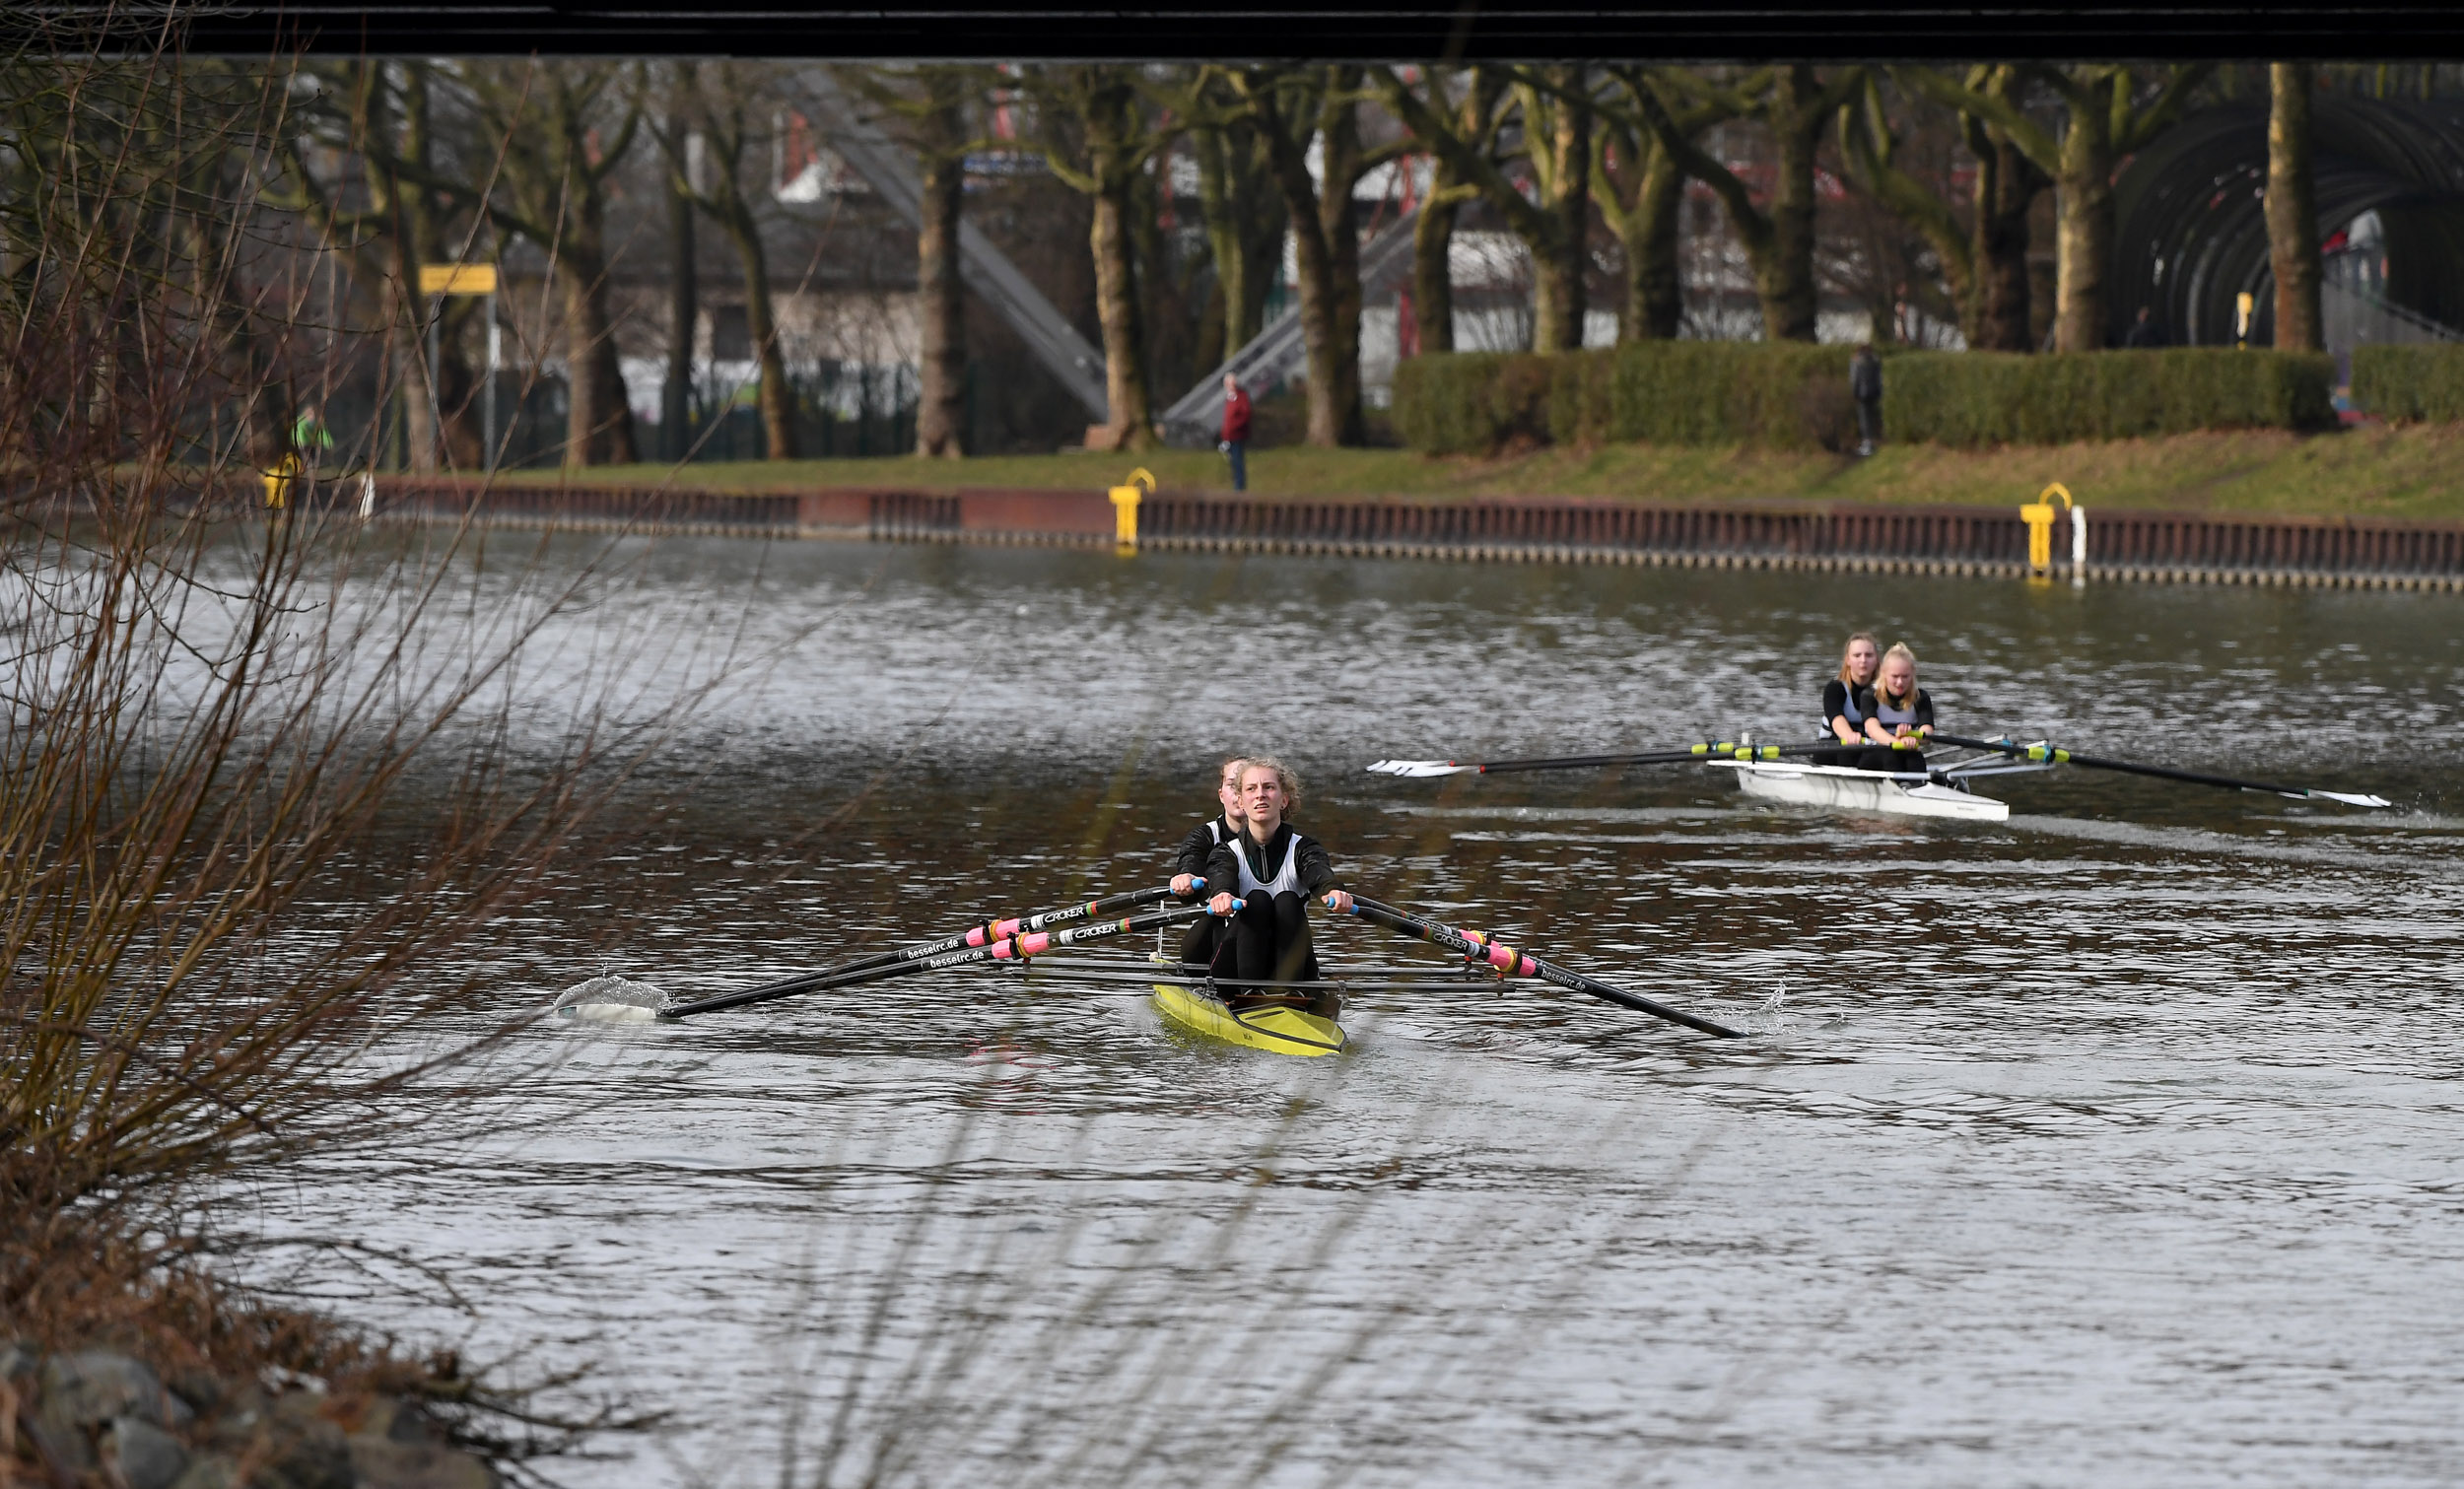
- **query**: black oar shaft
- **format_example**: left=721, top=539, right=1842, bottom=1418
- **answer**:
left=663, top=905, right=1209, bottom=1018
left=1472, top=740, right=1845, bottom=775
left=673, top=884, right=1188, bottom=1009
left=1345, top=897, right=1742, bottom=1039
left=1931, top=732, right=2318, bottom=799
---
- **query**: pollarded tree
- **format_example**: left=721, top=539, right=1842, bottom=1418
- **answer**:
left=1402, top=67, right=1506, bottom=356
left=1374, top=63, right=1595, bottom=354
left=1009, top=65, right=1170, bottom=449
left=655, top=63, right=798, bottom=460
left=1596, top=68, right=1733, bottom=342
left=1226, top=64, right=1413, bottom=444
left=1837, top=70, right=2057, bottom=352
left=1629, top=64, right=1868, bottom=344
left=839, top=64, right=978, bottom=457
left=280, top=61, right=492, bottom=470
left=1901, top=63, right=2212, bottom=352
left=445, top=60, right=644, bottom=466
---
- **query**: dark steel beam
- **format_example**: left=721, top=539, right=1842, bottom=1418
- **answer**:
left=19, top=3, right=2464, bottom=62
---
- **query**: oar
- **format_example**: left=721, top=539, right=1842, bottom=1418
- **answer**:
left=1930, top=732, right=2391, bottom=809
left=663, top=904, right=1216, bottom=1019
left=1337, top=895, right=1743, bottom=1039
left=1366, top=739, right=1853, bottom=778
left=555, top=883, right=1197, bottom=1015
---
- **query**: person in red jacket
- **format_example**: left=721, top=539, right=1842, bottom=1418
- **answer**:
left=1219, top=373, right=1253, bottom=492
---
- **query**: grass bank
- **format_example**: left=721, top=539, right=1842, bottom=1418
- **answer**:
left=488, top=424, right=2464, bottom=520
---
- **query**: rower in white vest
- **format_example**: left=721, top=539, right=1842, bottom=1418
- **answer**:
left=1856, top=642, right=1936, bottom=774
left=1202, top=757, right=1353, bottom=1007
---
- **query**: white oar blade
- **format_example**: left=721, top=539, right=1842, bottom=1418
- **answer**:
left=553, top=974, right=672, bottom=1022
left=2307, top=789, right=2393, bottom=809
left=1365, top=759, right=1473, bottom=778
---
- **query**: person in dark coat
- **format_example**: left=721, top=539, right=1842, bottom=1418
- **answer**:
left=1219, top=374, right=1253, bottom=492
left=1850, top=344, right=1882, bottom=457
left=2123, top=305, right=2166, bottom=349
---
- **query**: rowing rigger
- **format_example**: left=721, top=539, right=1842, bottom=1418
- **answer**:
left=1341, top=895, right=1744, bottom=1039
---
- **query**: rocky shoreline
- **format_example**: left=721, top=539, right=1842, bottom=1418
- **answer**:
left=3, top=1344, right=497, bottom=1489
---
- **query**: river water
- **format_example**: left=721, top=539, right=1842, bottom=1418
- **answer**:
left=252, top=537, right=2464, bottom=1487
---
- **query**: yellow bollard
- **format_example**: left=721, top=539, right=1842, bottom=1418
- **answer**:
left=1109, top=466, right=1155, bottom=554
left=261, top=451, right=303, bottom=509
left=2020, top=482, right=2074, bottom=580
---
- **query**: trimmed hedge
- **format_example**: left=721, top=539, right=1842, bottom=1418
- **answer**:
left=2353, top=344, right=2464, bottom=422
left=1392, top=344, right=2335, bottom=454
left=1393, top=343, right=1861, bottom=455
left=1884, top=349, right=2335, bottom=445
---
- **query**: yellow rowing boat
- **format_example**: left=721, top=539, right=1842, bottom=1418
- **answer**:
left=1149, top=958, right=1346, bottom=1056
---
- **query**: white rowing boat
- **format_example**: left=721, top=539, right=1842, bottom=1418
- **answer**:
left=1710, top=748, right=2051, bottom=823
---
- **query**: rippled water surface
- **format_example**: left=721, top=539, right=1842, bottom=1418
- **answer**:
left=256, top=539, right=2464, bottom=1487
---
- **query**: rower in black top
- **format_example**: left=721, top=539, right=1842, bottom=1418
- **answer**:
left=1856, top=642, right=1935, bottom=774
left=1816, top=631, right=1881, bottom=767
left=1170, top=755, right=1248, bottom=967
left=1201, top=756, right=1352, bottom=1011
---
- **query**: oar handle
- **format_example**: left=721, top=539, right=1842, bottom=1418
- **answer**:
left=1344, top=896, right=1742, bottom=1040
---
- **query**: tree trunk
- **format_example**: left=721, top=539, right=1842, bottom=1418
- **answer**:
left=1412, top=173, right=1460, bottom=355
left=662, top=125, right=696, bottom=462
left=1194, top=123, right=1281, bottom=367
left=711, top=193, right=797, bottom=460
left=1970, top=133, right=2041, bottom=352
left=2052, top=82, right=2118, bottom=353
left=915, top=111, right=967, bottom=456
left=1532, top=67, right=1593, bottom=354
left=1088, top=179, right=1151, bottom=447
left=2268, top=62, right=2323, bottom=353
left=1615, top=141, right=1683, bottom=342
left=1261, top=74, right=1365, bottom=447
left=1759, top=65, right=1823, bottom=343
left=560, top=256, right=639, bottom=466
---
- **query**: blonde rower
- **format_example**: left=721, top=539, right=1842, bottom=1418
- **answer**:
left=1202, top=758, right=1353, bottom=1002
left=1858, top=643, right=1935, bottom=773
left=1817, top=632, right=1881, bottom=767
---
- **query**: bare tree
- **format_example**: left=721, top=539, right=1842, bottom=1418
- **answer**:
left=1598, top=69, right=1731, bottom=342
left=446, top=60, right=644, bottom=465
left=656, top=63, right=797, bottom=460
left=1226, top=65, right=1410, bottom=445
left=1904, top=63, right=2212, bottom=351
left=1632, top=65, right=1867, bottom=343
left=1012, top=66, right=1170, bottom=449
left=1375, top=64, right=1595, bottom=353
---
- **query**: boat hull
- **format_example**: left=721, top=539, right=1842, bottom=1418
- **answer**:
left=1151, top=976, right=1347, bottom=1056
left=1716, top=760, right=2010, bottom=822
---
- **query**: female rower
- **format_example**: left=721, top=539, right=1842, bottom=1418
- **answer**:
left=1858, top=642, right=1935, bottom=774
left=1202, top=757, right=1353, bottom=1007
left=1171, top=756, right=1247, bottom=967
left=1816, top=632, right=1881, bottom=766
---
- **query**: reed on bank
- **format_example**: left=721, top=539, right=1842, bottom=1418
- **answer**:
left=0, top=34, right=740, bottom=1474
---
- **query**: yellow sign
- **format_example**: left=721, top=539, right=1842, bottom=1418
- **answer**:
left=1109, top=467, right=1156, bottom=553
left=2019, top=482, right=2075, bottom=576
left=418, top=263, right=498, bottom=296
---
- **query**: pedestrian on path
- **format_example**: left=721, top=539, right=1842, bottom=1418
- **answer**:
left=1850, top=345, right=1882, bottom=457
left=1220, top=373, right=1253, bottom=493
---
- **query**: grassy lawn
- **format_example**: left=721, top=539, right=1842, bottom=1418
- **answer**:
left=485, top=423, right=2464, bottom=520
